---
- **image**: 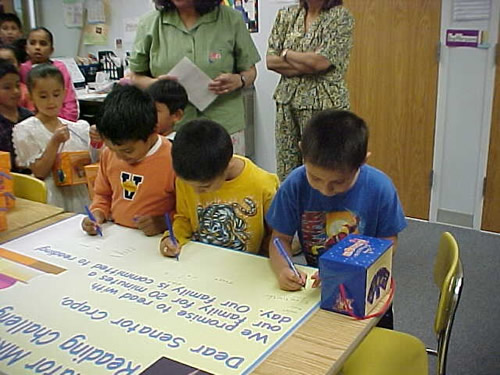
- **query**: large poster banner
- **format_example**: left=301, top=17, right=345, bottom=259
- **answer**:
left=0, top=215, right=320, bottom=375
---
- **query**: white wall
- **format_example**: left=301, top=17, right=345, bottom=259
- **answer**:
left=37, top=0, right=154, bottom=58
left=431, top=0, right=499, bottom=228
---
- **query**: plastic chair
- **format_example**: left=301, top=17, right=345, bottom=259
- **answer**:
left=11, top=172, right=47, bottom=204
left=342, top=232, right=464, bottom=375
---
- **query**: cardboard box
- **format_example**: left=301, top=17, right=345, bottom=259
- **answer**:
left=319, top=234, right=393, bottom=317
left=53, top=151, right=91, bottom=186
left=0, top=194, right=7, bottom=231
left=0, top=151, right=14, bottom=209
left=84, top=163, right=99, bottom=199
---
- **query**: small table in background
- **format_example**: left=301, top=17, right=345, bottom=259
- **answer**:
left=0, top=198, right=64, bottom=243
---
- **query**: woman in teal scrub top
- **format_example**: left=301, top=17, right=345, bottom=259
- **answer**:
left=129, top=0, right=260, bottom=150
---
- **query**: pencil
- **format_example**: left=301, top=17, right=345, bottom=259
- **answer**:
left=164, top=213, right=179, bottom=261
left=273, top=237, right=305, bottom=287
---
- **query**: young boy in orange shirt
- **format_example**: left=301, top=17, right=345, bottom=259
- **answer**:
left=81, top=85, right=175, bottom=236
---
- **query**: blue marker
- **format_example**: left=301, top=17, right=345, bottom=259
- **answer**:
left=273, top=237, right=305, bottom=287
left=84, top=205, right=102, bottom=237
left=165, top=213, right=179, bottom=261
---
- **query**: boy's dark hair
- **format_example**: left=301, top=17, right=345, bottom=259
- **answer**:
left=0, top=58, right=19, bottom=80
left=172, top=119, right=233, bottom=182
left=155, top=0, right=221, bottom=15
left=28, top=27, right=53, bottom=46
left=302, top=109, right=368, bottom=172
left=97, top=85, right=157, bottom=144
left=147, top=79, right=188, bottom=113
left=0, top=44, right=20, bottom=65
left=12, top=38, right=27, bottom=63
left=26, top=63, right=64, bottom=92
left=0, top=13, right=22, bottom=29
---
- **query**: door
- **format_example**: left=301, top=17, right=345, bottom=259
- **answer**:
left=481, top=49, right=500, bottom=233
left=344, top=0, right=441, bottom=219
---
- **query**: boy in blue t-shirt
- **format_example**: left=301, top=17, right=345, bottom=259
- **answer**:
left=266, top=109, right=406, bottom=299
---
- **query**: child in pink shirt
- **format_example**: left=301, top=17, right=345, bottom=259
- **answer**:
left=19, top=27, right=78, bottom=121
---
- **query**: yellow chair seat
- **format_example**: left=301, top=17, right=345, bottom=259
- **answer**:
left=11, top=172, right=47, bottom=204
left=343, top=327, right=428, bottom=375
left=341, top=232, right=463, bottom=375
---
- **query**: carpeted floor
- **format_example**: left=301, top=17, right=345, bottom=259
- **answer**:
left=395, top=218, right=500, bottom=375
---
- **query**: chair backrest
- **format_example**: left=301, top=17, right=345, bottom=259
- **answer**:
left=433, top=232, right=464, bottom=375
left=11, top=172, right=47, bottom=204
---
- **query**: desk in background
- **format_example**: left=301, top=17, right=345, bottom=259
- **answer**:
left=76, top=90, right=107, bottom=124
left=0, top=198, right=64, bottom=243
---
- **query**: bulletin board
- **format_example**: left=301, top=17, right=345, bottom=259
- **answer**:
left=224, top=0, right=259, bottom=33
left=0, top=215, right=320, bottom=375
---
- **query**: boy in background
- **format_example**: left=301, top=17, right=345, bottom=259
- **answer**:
left=0, top=13, right=23, bottom=45
left=0, top=13, right=27, bottom=63
left=146, top=79, right=188, bottom=140
left=0, top=45, right=32, bottom=110
left=160, top=119, right=279, bottom=256
left=266, top=109, right=406, bottom=328
left=0, top=59, right=32, bottom=171
left=81, top=85, right=175, bottom=236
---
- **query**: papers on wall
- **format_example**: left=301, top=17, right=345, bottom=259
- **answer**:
left=453, top=0, right=491, bottom=21
left=86, top=0, right=106, bottom=24
left=83, top=23, right=109, bottom=45
left=223, top=0, right=259, bottom=32
left=167, top=57, right=218, bottom=112
left=63, top=0, right=84, bottom=28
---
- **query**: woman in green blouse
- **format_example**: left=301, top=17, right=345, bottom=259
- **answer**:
left=129, top=0, right=260, bottom=153
left=267, top=0, right=354, bottom=181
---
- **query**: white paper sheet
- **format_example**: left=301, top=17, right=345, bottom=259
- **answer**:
left=167, top=57, right=217, bottom=112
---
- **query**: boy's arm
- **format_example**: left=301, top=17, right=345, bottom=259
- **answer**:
left=383, top=235, right=398, bottom=256
left=171, top=179, right=193, bottom=247
left=89, top=151, right=112, bottom=219
left=270, top=230, right=306, bottom=291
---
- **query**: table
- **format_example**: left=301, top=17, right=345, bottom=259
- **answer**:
left=0, top=198, right=64, bottom=243
left=0, top=211, right=384, bottom=374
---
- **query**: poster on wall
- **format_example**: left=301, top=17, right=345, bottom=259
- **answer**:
left=83, top=23, right=109, bottom=45
left=452, top=0, right=491, bottom=21
left=223, top=0, right=258, bottom=33
left=63, top=0, right=84, bottom=28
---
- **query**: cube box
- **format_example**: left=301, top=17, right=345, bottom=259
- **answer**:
left=319, top=234, right=393, bottom=318
left=0, top=151, right=14, bottom=210
left=53, top=151, right=91, bottom=186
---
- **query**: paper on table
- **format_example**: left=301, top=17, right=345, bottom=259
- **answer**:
left=167, top=57, right=217, bottom=111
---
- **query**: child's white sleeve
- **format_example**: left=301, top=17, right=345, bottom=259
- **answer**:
left=12, top=122, right=44, bottom=167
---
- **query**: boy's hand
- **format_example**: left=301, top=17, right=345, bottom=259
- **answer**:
left=159, top=236, right=181, bottom=258
left=52, top=125, right=70, bottom=144
left=81, top=210, right=105, bottom=235
left=135, top=215, right=166, bottom=236
left=278, top=268, right=308, bottom=291
left=311, top=271, right=321, bottom=288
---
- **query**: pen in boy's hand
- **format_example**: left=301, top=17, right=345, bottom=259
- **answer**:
left=164, top=213, right=179, bottom=261
left=273, top=237, right=305, bottom=287
left=84, top=205, right=102, bottom=237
